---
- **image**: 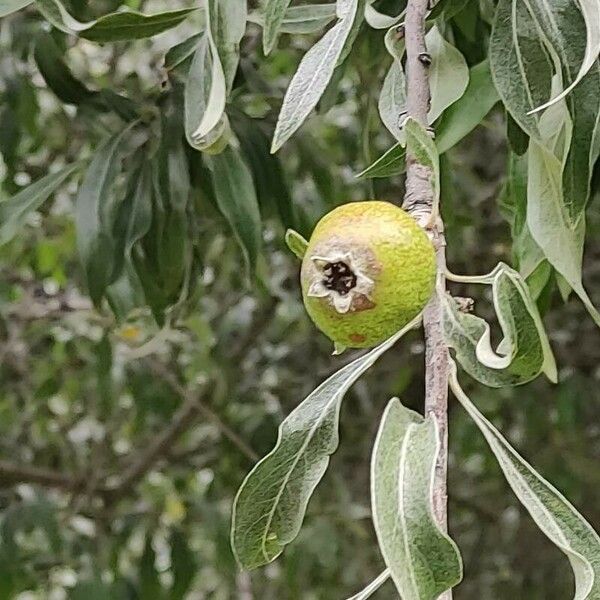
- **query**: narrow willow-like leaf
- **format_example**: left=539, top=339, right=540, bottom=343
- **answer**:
left=231, top=316, right=421, bottom=569
left=528, top=0, right=600, bottom=113
left=371, top=399, right=462, bottom=600
left=360, top=61, right=495, bottom=179
left=190, top=0, right=244, bottom=143
left=426, top=25, right=469, bottom=123
left=498, top=152, right=544, bottom=277
left=489, top=0, right=553, bottom=141
left=76, top=128, right=132, bottom=305
left=0, top=0, right=32, bottom=18
left=346, top=569, right=391, bottom=600
left=165, top=34, right=203, bottom=73
left=378, top=61, right=406, bottom=142
left=0, top=163, right=80, bottom=245
left=405, top=118, right=440, bottom=210
left=271, top=0, right=360, bottom=153
left=35, top=0, right=195, bottom=40
left=365, top=2, right=403, bottom=29
left=435, top=60, right=499, bottom=153
left=262, top=0, right=292, bottom=54
left=284, top=229, right=308, bottom=259
left=355, top=144, right=405, bottom=179
left=207, top=0, right=246, bottom=92
left=527, top=140, right=600, bottom=327
left=443, top=263, right=557, bottom=387
left=450, top=364, right=600, bottom=600
left=205, top=145, right=261, bottom=278
left=184, top=35, right=226, bottom=151
left=248, top=4, right=337, bottom=35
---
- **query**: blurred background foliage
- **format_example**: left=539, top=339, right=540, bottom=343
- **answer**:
left=0, top=0, right=599, bottom=598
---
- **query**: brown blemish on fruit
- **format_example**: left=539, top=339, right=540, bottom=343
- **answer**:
left=351, top=295, right=376, bottom=312
left=349, top=333, right=366, bottom=344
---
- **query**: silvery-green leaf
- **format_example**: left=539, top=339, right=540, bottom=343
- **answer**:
left=248, top=4, right=337, bottom=34
left=365, top=2, right=403, bottom=29
left=489, top=0, right=553, bottom=141
left=516, top=0, right=600, bottom=219
left=356, top=144, right=406, bottom=179
left=0, top=163, right=81, bottom=245
left=498, top=152, right=545, bottom=277
left=76, top=128, right=133, bottom=306
left=443, top=263, right=557, bottom=387
left=35, top=0, right=195, bottom=40
left=371, top=399, right=463, bottom=600
left=271, top=0, right=360, bottom=153
left=360, top=60, right=497, bottom=179
left=231, top=316, right=421, bottom=569
left=190, top=0, right=243, bottom=143
left=284, top=229, right=308, bottom=259
left=262, top=0, right=292, bottom=54
left=346, top=570, right=390, bottom=600
left=435, top=59, right=499, bottom=153
left=426, top=25, right=469, bottom=123
left=205, top=145, right=261, bottom=278
left=528, top=0, right=600, bottom=114
left=378, top=61, right=407, bottom=142
left=450, top=364, right=600, bottom=600
left=527, top=139, right=600, bottom=327
left=0, top=0, right=32, bottom=18
left=207, top=0, right=246, bottom=91
left=405, top=118, right=440, bottom=210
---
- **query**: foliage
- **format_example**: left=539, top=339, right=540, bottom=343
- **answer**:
left=0, top=0, right=599, bottom=598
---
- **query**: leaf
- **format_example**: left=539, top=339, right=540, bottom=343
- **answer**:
left=0, top=163, right=80, bottom=245
left=248, top=4, right=337, bottom=35
left=0, top=0, right=32, bottom=18
left=426, top=25, right=469, bottom=123
left=80, top=8, right=197, bottom=43
left=528, top=0, right=600, bottom=114
left=405, top=118, right=440, bottom=210
left=262, top=0, right=292, bottom=54
left=443, top=263, right=557, bottom=387
left=231, top=316, right=421, bottom=569
left=498, top=152, right=544, bottom=277
left=206, top=145, right=262, bottom=278
left=378, top=60, right=406, bottom=142
left=371, top=399, right=463, bottom=600
left=450, top=363, right=600, bottom=600
left=284, top=229, right=308, bottom=259
left=184, top=35, right=225, bottom=151
left=527, top=140, right=600, bottom=327
left=188, top=0, right=244, bottom=145
left=435, top=59, right=499, bottom=153
left=360, top=60, right=496, bottom=179
left=165, top=33, right=203, bottom=73
left=489, top=0, right=553, bottom=141
left=170, top=529, right=196, bottom=600
left=365, top=3, right=403, bottom=29
left=271, top=0, right=361, bottom=153
left=35, top=0, right=196, bottom=41
left=355, top=143, right=405, bottom=179
left=206, top=0, right=246, bottom=92
left=76, top=128, right=131, bottom=305
left=33, top=31, right=96, bottom=105
left=230, top=111, right=295, bottom=229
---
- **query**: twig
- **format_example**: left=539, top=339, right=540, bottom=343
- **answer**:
left=403, top=2, right=451, bottom=599
left=0, top=460, right=82, bottom=491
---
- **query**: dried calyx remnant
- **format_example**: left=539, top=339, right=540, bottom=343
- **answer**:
left=307, top=250, right=375, bottom=314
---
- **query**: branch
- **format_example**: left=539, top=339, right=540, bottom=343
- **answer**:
left=403, top=2, right=451, bottom=598
left=0, top=460, right=82, bottom=491
left=103, top=361, right=258, bottom=502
